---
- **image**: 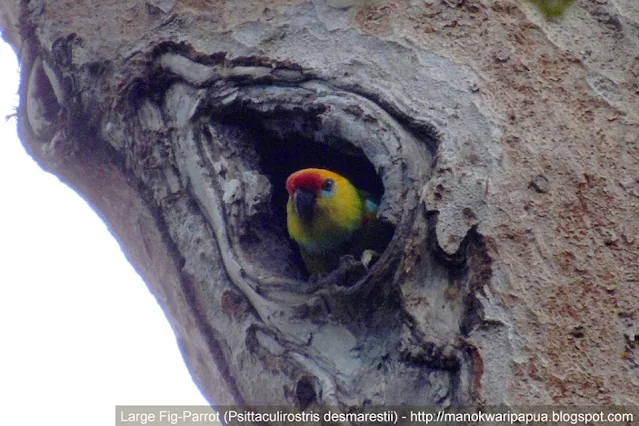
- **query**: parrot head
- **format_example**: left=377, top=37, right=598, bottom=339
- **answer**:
left=285, top=168, right=389, bottom=275
left=285, top=168, right=364, bottom=255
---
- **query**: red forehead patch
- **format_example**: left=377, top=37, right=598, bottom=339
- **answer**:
left=286, top=169, right=326, bottom=196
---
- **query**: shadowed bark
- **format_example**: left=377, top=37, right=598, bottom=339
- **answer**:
left=1, top=0, right=638, bottom=411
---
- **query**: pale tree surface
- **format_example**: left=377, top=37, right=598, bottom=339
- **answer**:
left=1, top=0, right=638, bottom=410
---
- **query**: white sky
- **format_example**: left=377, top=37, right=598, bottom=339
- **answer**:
left=0, top=40, right=210, bottom=425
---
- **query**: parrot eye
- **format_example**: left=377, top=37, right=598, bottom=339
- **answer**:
left=321, top=179, right=334, bottom=192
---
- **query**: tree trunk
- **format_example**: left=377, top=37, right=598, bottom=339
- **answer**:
left=2, top=0, right=638, bottom=411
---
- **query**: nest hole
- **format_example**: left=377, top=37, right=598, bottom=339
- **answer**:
left=295, top=375, right=320, bottom=409
left=212, top=106, right=393, bottom=278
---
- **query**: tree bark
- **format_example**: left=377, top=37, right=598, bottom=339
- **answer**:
left=2, top=0, right=638, bottom=411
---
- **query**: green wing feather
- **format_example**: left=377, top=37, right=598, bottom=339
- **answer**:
left=348, top=190, right=392, bottom=258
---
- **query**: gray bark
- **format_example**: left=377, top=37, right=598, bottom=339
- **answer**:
left=1, top=0, right=638, bottom=411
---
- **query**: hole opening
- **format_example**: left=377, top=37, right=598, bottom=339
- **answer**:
left=295, top=375, right=319, bottom=409
left=210, top=105, right=394, bottom=278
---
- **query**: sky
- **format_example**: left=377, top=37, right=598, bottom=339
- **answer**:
left=0, top=40, right=210, bottom=425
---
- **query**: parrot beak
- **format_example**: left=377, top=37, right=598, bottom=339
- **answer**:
left=293, top=188, right=316, bottom=222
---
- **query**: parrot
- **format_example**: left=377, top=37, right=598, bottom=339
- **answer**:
left=285, top=168, right=387, bottom=275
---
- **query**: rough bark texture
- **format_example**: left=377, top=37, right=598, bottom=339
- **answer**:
left=2, top=0, right=638, bottom=411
